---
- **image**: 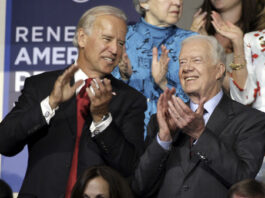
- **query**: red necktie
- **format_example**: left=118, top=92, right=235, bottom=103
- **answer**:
left=65, top=78, right=92, bottom=198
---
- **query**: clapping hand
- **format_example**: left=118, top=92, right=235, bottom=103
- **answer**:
left=49, top=64, right=83, bottom=109
left=152, top=45, right=170, bottom=91
left=211, top=11, right=243, bottom=43
left=87, top=78, right=113, bottom=122
left=167, top=96, right=206, bottom=139
left=190, top=8, right=207, bottom=35
left=157, top=88, right=177, bottom=141
left=118, top=46, right=133, bottom=80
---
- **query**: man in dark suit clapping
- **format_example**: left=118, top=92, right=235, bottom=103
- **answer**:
left=132, top=35, right=265, bottom=198
left=0, top=5, right=146, bottom=198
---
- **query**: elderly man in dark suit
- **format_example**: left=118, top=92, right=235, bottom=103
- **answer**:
left=0, top=6, right=146, bottom=198
left=132, top=35, right=265, bottom=198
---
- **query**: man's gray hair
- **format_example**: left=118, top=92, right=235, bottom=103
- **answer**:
left=181, top=35, right=226, bottom=65
left=73, top=5, right=127, bottom=47
left=133, top=0, right=149, bottom=16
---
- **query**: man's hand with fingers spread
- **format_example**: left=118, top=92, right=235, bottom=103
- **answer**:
left=211, top=11, right=243, bottom=43
left=152, top=45, right=170, bottom=91
left=87, top=78, right=113, bottom=122
left=157, top=88, right=180, bottom=142
left=157, top=88, right=176, bottom=141
left=49, top=64, right=83, bottom=109
left=168, top=96, right=207, bottom=139
left=118, top=46, right=133, bottom=80
left=190, top=8, right=207, bottom=35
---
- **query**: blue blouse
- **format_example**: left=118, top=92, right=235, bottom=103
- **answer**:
left=112, top=18, right=197, bottom=134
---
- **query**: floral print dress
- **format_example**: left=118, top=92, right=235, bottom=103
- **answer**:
left=230, top=29, right=265, bottom=181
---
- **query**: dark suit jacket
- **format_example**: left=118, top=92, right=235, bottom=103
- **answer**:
left=0, top=69, right=146, bottom=198
left=132, top=94, right=265, bottom=198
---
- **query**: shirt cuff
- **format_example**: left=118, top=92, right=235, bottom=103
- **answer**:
left=156, top=134, right=172, bottom=151
left=40, top=96, right=58, bottom=124
left=89, top=113, right=112, bottom=137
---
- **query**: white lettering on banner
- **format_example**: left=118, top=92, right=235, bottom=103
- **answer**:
left=15, top=72, right=30, bottom=92
left=33, top=47, right=50, bottom=65
left=14, top=47, right=78, bottom=65
left=15, top=26, right=76, bottom=42
left=47, top=26, right=60, bottom=42
left=15, top=71, right=44, bottom=92
left=73, top=0, right=90, bottom=3
left=16, top=27, right=29, bottom=42
left=67, top=47, right=77, bottom=65
left=14, top=47, right=31, bottom=65
left=53, top=47, right=65, bottom=65
left=32, top=26, right=44, bottom=42
left=64, top=26, right=76, bottom=42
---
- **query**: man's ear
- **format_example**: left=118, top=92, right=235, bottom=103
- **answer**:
left=216, top=62, right=225, bottom=80
left=77, top=28, right=87, bottom=48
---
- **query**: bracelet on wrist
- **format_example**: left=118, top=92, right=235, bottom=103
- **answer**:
left=229, top=62, right=245, bottom=70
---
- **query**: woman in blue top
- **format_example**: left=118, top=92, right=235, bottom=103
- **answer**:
left=112, top=0, right=197, bottom=134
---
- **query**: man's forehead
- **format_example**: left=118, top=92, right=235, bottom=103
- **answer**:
left=92, top=15, right=126, bottom=33
left=93, top=14, right=125, bottom=25
left=180, top=41, right=210, bottom=56
left=179, top=50, right=205, bottom=58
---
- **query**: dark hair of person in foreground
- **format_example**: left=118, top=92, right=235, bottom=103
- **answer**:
left=228, top=179, right=265, bottom=198
left=71, top=165, right=134, bottom=198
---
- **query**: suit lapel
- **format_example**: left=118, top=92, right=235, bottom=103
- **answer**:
left=60, top=76, right=77, bottom=137
left=60, top=95, right=77, bottom=137
left=178, top=134, right=193, bottom=173
left=185, top=94, right=234, bottom=174
left=206, top=94, right=233, bottom=137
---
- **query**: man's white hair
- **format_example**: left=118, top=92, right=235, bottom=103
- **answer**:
left=181, top=35, right=226, bottom=65
left=73, top=5, right=127, bottom=47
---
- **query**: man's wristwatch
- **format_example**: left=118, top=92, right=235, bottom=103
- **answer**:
left=90, top=113, right=112, bottom=137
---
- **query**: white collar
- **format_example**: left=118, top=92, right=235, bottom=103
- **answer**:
left=74, top=68, right=88, bottom=94
left=190, top=90, right=223, bottom=115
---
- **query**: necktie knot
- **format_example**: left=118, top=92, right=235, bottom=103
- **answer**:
left=78, top=78, right=93, bottom=98
left=77, top=78, right=93, bottom=117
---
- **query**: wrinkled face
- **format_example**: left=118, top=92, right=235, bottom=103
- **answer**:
left=210, top=0, right=242, bottom=12
left=179, top=39, right=224, bottom=101
left=141, top=0, right=183, bottom=27
left=83, top=176, right=110, bottom=198
left=78, top=15, right=127, bottom=77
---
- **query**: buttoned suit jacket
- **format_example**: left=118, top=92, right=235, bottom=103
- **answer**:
left=132, top=94, right=265, bottom=198
left=0, top=69, right=146, bottom=198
